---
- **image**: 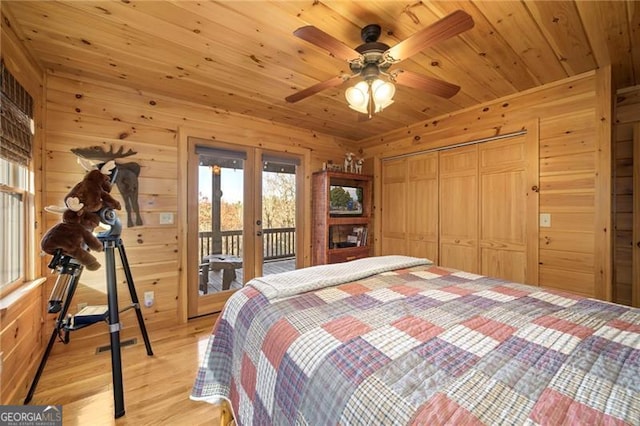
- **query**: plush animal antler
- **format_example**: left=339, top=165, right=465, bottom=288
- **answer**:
left=76, top=157, right=116, bottom=175
left=65, top=196, right=84, bottom=212
left=100, top=160, right=116, bottom=175
left=44, top=205, right=68, bottom=214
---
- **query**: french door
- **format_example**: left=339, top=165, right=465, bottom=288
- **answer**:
left=187, top=138, right=303, bottom=317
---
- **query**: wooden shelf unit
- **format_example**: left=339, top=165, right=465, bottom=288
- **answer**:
left=312, top=170, right=373, bottom=265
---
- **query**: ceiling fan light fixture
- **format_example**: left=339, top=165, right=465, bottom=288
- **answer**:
left=372, top=79, right=395, bottom=110
left=375, top=99, right=394, bottom=113
left=345, top=81, right=369, bottom=108
left=345, top=78, right=395, bottom=116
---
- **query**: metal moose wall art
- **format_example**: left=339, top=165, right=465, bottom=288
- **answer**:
left=71, top=145, right=143, bottom=227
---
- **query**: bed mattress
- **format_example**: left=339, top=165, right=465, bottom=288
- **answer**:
left=191, top=257, right=640, bottom=425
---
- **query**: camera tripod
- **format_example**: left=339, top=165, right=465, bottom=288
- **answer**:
left=24, top=208, right=153, bottom=419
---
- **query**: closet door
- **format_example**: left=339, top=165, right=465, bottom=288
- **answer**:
left=439, top=145, right=479, bottom=272
left=407, top=153, right=439, bottom=262
left=380, top=130, right=537, bottom=280
left=479, top=137, right=528, bottom=283
left=381, top=158, right=407, bottom=255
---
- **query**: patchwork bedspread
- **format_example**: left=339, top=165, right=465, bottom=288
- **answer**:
left=191, top=263, right=640, bottom=425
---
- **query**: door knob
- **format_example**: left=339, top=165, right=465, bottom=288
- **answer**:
left=256, top=219, right=262, bottom=226
left=256, top=231, right=263, bottom=237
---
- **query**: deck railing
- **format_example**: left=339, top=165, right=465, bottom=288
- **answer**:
left=198, top=227, right=295, bottom=261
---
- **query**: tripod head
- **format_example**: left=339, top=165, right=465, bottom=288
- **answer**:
left=97, top=207, right=122, bottom=240
left=47, top=248, right=82, bottom=272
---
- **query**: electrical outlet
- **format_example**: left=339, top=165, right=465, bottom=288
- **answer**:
left=77, top=302, right=88, bottom=311
left=540, top=213, right=551, bottom=228
left=144, top=291, right=154, bottom=308
left=159, top=212, right=174, bottom=225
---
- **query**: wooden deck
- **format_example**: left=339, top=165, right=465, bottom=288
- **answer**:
left=202, top=257, right=296, bottom=293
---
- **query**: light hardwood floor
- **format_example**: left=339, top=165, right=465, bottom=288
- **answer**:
left=26, top=314, right=223, bottom=425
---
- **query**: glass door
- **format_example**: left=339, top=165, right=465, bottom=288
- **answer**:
left=187, top=141, right=303, bottom=317
left=188, top=144, right=249, bottom=317
left=260, top=153, right=300, bottom=276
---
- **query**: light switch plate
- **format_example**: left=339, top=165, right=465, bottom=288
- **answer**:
left=540, top=213, right=551, bottom=228
left=159, top=212, right=174, bottom=225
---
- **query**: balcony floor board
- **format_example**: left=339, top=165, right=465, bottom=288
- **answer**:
left=203, top=257, right=295, bottom=293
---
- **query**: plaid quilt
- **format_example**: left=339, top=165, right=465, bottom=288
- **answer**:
left=191, top=264, right=640, bottom=425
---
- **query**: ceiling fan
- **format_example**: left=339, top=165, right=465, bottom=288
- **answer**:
left=285, top=10, right=474, bottom=116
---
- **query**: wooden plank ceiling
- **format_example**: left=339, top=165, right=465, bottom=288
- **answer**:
left=3, top=1, right=638, bottom=142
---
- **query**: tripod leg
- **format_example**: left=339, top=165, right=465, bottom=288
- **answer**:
left=24, top=272, right=80, bottom=404
left=117, top=240, right=153, bottom=356
left=24, top=327, right=59, bottom=404
left=104, top=241, right=125, bottom=419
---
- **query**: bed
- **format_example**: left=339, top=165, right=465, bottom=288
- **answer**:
left=191, top=255, right=640, bottom=425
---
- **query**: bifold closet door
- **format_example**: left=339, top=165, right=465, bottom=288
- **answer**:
left=439, top=145, right=479, bottom=273
left=406, top=153, right=439, bottom=262
left=381, top=158, right=407, bottom=255
left=381, top=154, right=439, bottom=262
left=381, top=131, right=537, bottom=282
left=478, top=136, right=528, bottom=283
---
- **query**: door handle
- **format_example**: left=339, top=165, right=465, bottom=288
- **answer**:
left=256, top=231, right=262, bottom=237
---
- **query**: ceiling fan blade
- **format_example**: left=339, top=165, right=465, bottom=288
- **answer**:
left=285, top=75, right=348, bottom=103
left=392, top=69, right=460, bottom=98
left=385, top=10, right=474, bottom=62
left=294, top=26, right=361, bottom=62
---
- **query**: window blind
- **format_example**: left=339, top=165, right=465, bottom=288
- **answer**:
left=0, top=59, right=34, bottom=166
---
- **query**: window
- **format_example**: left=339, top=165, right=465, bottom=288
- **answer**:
left=0, top=58, right=34, bottom=295
left=0, top=160, right=28, bottom=290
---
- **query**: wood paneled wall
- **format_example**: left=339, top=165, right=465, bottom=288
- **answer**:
left=614, top=85, right=640, bottom=306
left=41, top=71, right=351, bottom=338
left=367, top=69, right=612, bottom=300
left=0, top=10, right=45, bottom=404
left=3, top=49, right=350, bottom=406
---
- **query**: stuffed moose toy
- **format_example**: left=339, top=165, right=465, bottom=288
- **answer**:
left=41, top=160, right=121, bottom=270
